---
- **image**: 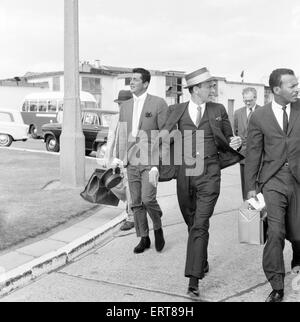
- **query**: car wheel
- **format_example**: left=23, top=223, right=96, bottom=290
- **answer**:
left=30, top=125, right=39, bottom=139
left=46, top=135, right=60, bottom=152
left=96, top=143, right=107, bottom=159
left=0, top=134, right=13, bottom=147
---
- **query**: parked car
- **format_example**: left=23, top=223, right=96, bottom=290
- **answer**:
left=41, top=109, right=118, bottom=158
left=0, top=109, right=29, bottom=147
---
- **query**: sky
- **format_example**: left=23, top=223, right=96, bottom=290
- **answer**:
left=1, top=0, right=300, bottom=84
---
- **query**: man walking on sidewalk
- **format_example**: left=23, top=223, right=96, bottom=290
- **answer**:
left=103, top=90, right=135, bottom=231
left=234, top=87, right=261, bottom=200
left=113, top=68, right=169, bottom=254
left=151, top=67, right=243, bottom=297
left=245, top=68, right=300, bottom=302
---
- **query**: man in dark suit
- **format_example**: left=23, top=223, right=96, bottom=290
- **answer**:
left=234, top=87, right=261, bottom=200
left=113, top=68, right=169, bottom=254
left=151, top=67, right=243, bottom=298
left=245, top=68, right=300, bottom=302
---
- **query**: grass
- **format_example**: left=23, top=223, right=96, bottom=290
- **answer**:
left=0, top=149, right=102, bottom=252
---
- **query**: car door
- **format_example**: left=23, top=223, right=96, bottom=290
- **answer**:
left=82, top=111, right=102, bottom=151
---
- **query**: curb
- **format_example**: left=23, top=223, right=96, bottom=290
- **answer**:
left=0, top=146, right=97, bottom=161
left=0, top=211, right=127, bottom=297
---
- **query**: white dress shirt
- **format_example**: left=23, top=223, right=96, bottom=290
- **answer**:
left=188, top=99, right=206, bottom=126
left=272, top=100, right=291, bottom=130
left=132, top=92, right=148, bottom=137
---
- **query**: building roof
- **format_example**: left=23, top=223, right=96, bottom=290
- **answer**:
left=225, top=80, right=266, bottom=87
left=20, top=64, right=186, bottom=80
left=0, top=79, right=49, bottom=88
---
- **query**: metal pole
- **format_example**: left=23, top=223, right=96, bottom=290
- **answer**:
left=60, top=0, right=85, bottom=187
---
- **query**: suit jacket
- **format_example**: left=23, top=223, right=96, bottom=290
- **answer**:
left=153, top=101, right=244, bottom=180
left=234, top=105, right=261, bottom=164
left=245, top=100, right=300, bottom=193
left=116, top=94, right=168, bottom=166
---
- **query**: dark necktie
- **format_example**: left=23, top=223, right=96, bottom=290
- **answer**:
left=282, top=106, right=288, bottom=134
left=196, top=106, right=202, bottom=127
left=247, top=107, right=253, bottom=124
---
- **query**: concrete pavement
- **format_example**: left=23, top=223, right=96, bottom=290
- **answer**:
left=1, top=164, right=299, bottom=302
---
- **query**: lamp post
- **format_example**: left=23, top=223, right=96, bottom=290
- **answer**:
left=60, top=0, right=85, bottom=188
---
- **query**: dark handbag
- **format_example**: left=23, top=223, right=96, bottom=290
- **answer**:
left=80, top=169, right=120, bottom=206
left=158, top=165, right=178, bottom=182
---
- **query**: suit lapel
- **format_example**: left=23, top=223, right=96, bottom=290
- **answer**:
left=165, top=102, right=189, bottom=131
left=267, top=103, right=285, bottom=135
left=287, top=101, right=300, bottom=135
left=124, top=99, right=134, bottom=133
left=241, top=106, right=248, bottom=129
left=138, top=94, right=151, bottom=130
left=206, top=102, right=219, bottom=128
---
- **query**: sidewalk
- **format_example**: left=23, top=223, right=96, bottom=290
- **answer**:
left=0, top=151, right=299, bottom=301
left=0, top=148, right=127, bottom=295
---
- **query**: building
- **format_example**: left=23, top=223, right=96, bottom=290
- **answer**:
left=0, top=79, right=48, bottom=111
left=1, top=62, right=272, bottom=124
left=24, top=62, right=186, bottom=110
left=213, top=77, right=271, bottom=125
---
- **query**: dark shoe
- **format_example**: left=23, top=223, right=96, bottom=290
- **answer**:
left=187, top=286, right=200, bottom=298
left=154, top=228, right=165, bottom=252
left=120, top=221, right=135, bottom=231
left=265, top=290, right=284, bottom=302
left=133, top=237, right=151, bottom=254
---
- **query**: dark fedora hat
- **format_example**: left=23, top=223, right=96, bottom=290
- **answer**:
left=100, top=167, right=123, bottom=190
left=114, top=90, right=133, bottom=103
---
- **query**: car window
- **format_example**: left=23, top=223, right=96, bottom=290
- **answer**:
left=48, top=100, right=57, bottom=112
left=22, top=101, right=29, bottom=112
left=38, top=101, right=48, bottom=112
left=58, top=102, right=63, bottom=111
left=29, top=101, right=38, bottom=112
left=0, top=112, right=13, bottom=122
left=82, top=112, right=100, bottom=126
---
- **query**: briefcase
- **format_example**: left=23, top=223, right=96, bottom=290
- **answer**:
left=238, top=202, right=267, bottom=245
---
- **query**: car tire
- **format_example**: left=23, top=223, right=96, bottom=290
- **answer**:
left=0, top=134, right=13, bottom=147
left=30, top=125, right=39, bottom=139
left=46, top=135, right=60, bottom=153
left=96, top=143, right=107, bottom=159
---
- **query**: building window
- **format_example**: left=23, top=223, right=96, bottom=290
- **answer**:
left=125, top=77, right=131, bottom=86
left=166, top=76, right=183, bottom=104
left=82, top=77, right=101, bottom=94
left=53, top=77, right=60, bottom=91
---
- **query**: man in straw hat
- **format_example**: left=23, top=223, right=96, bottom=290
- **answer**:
left=151, top=67, right=243, bottom=297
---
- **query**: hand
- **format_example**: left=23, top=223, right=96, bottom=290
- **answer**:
left=149, top=167, right=159, bottom=188
left=96, top=158, right=108, bottom=168
left=247, top=190, right=257, bottom=200
left=111, top=158, right=123, bottom=169
left=229, top=136, right=242, bottom=151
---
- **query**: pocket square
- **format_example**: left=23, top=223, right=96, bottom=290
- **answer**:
left=145, top=112, right=153, bottom=118
left=215, top=116, right=222, bottom=121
